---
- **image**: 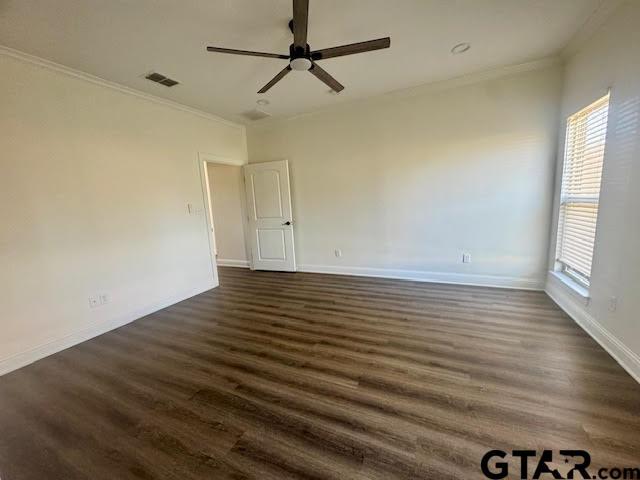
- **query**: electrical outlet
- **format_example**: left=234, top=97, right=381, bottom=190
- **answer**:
left=609, top=296, right=617, bottom=313
left=89, top=293, right=110, bottom=309
left=88, top=295, right=100, bottom=308
left=335, top=249, right=342, bottom=258
left=462, top=253, right=471, bottom=264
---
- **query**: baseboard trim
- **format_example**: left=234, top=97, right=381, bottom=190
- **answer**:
left=0, top=281, right=218, bottom=376
left=217, top=259, right=250, bottom=268
left=297, top=264, right=544, bottom=290
left=545, top=274, right=640, bottom=384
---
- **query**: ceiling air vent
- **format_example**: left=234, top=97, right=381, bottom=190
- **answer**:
left=241, top=109, right=272, bottom=121
left=144, top=72, right=179, bottom=87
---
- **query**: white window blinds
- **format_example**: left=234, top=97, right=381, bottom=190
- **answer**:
left=555, top=93, right=610, bottom=286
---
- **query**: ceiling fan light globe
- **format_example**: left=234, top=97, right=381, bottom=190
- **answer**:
left=290, top=58, right=312, bottom=71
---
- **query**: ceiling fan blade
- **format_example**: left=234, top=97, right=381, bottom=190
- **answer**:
left=258, top=66, right=292, bottom=93
left=292, top=0, right=309, bottom=49
left=309, top=62, right=344, bottom=92
left=207, top=46, right=289, bottom=59
left=310, top=37, right=390, bottom=60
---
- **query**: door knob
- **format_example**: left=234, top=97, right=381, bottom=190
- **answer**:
left=283, top=221, right=292, bottom=226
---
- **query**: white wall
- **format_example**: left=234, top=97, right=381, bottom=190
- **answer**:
left=248, top=64, right=563, bottom=289
left=0, top=51, right=247, bottom=374
left=545, top=0, right=640, bottom=381
left=207, top=163, right=248, bottom=266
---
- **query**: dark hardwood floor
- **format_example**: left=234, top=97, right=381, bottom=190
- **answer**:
left=1, top=267, right=639, bottom=479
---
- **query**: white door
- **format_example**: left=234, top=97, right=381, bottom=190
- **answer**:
left=243, top=160, right=296, bottom=271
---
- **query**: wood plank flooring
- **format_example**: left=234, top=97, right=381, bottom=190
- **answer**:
left=1, top=267, right=639, bottom=479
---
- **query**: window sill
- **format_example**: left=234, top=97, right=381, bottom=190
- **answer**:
left=550, top=270, right=590, bottom=299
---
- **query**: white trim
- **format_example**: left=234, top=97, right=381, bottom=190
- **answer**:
left=217, top=259, right=250, bottom=268
left=545, top=273, right=640, bottom=384
left=549, top=270, right=590, bottom=299
left=197, top=152, right=251, bottom=275
left=198, top=152, right=247, bottom=166
left=298, top=264, right=544, bottom=290
left=0, top=45, right=243, bottom=130
left=0, top=281, right=217, bottom=376
left=196, top=156, right=219, bottom=284
left=202, top=158, right=218, bottom=257
left=561, top=0, right=625, bottom=58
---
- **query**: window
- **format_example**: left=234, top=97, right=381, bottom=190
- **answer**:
left=555, top=93, right=610, bottom=288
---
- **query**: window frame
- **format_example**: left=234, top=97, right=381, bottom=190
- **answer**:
left=554, top=92, right=610, bottom=290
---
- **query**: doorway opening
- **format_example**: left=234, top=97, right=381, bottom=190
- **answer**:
left=201, top=158, right=250, bottom=279
left=197, top=153, right=251, bottom=287
left=198, top=155, right=296, bottom=285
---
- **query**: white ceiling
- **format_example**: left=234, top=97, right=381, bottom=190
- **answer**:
left=0, top=0, right=608, bottom=123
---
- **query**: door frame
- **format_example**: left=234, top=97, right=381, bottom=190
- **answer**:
left=196, top=152, right=250, bottom=283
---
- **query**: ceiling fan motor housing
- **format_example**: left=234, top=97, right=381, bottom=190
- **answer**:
left=289, top=42, right=310, bottom=59
left=288, top=42, right=312, bottom=70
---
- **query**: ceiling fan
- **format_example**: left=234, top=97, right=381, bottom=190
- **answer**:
left=206, top=0, right=390, bottom=94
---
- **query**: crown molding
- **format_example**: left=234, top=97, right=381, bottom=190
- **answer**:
left=248, top=56, right=562, bottom=132
left=0, top=45, right=243, bottom=131
left=561, top=0, right=625, bottom=58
